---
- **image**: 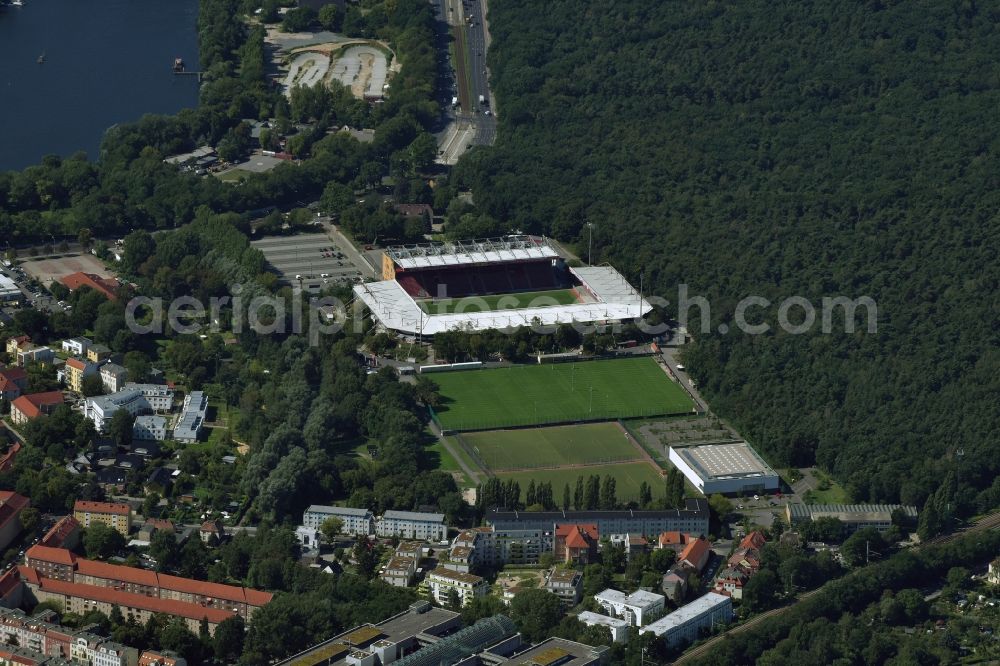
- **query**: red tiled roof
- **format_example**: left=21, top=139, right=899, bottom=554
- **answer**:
left=17, top=566, right=40, bottom=585
left=679, top=537, right=711, bottom=570
left=739, top=531, right=767, bottom=550
left=10, top=392, right=64, bottom=419
left=76, top=558, right=159, bottom=587
left=74, top=500, right=130, bottom=515
left=30, top=574, right=235, bottom=624
left=59, top=272, right=120, bottom=300
left=41, top=516, right=81, bottom=548
left=0, top=443, right=22, bottom=473
left=26, top=545, right=77, bottom=567
left=25, top=546, right=273, bottom=607
left=65, top=357, right=88, bottom=371
left=0, top=569, right=22, bottom=599
left=0, top=491, right=29, bottom=531
left=658, top=531, right=691, bottom=547
left=144, top=518, right=175, bottom=532
left=158, top=572, right=272, bottom=607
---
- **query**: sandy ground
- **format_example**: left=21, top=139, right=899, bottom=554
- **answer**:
left=20, top=253, right=115, bottom=284
left=329, top=44, right=388, bottom=98
left=282, top=52, right=330, bottom=95
left=276, top=39, right=392, bottom=100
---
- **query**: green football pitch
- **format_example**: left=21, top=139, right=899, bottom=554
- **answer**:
left=457, top=422, right=641, bottom=471
left=495, top=463, right=666, bottom=504
left=417, top=288, right=579, bottom=314
left=431, top=357, right=695, bottom=430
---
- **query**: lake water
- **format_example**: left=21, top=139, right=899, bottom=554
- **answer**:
left=0, top=0, right=200, bottom=172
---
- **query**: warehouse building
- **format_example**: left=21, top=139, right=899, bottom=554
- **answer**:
left=668, top=442, right=779, bottom=495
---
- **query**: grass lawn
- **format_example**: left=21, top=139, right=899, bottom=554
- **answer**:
left=417, top=288, right=579, bottom=314
left=458, top=422, right=640, bottom=471
left=431, top=357, right=695, bottom=430
left=495, top=462, right=665, bottom=504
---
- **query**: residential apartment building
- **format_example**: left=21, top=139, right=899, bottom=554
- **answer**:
left=61, top=337, right=93, bottom=357
left=21, top=546, right=272, bottom=631
left=640, top=592, right=734, bottom=647
left=301, top=505, right=374, bottom=536
left=554, top=523, right=599, bottom=564
left=485, top=500, right=710, bottom=539
left=5, top=336, right=30, bottom=356
left=544, top=568, right=584, bottom=608
left=376, top=510, right=447, bottom=541
left=17, top=346, right=54, bottom=367
left=139, top=651, right=187, bottom=666
left=100, top=364, right=128, bottom=393
left=0, top=491, right=29, bottom=552
left=578, top=611, right=629, bottom=644
left=70, top=632, right=138, bottom=666
left=988, top=558, right=1000, bottom=586
left=677, top=536, right=712, bottom=572
left=83, top=384, right=174, bottom=431
left=10, top=392, right=64, bottom=425
left=172, top=391, right=207, bottom=443
left=380, top=556, right=417, bottom=587
left=132, top=415, right=167, bottom=441
left=40, top=516, right=82, bottom=550
left=0, top=367, right=27, bottom=402
left=86, top=345, right=112, bottom=364
left=73, top=501, right=132, bottom=536
left=64, top=358, right=98, bottom=393
left=426, top=567, right=488, bottom=607
left=594, top=589, right=666, bottom=627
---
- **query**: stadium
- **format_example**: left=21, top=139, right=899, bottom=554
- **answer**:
left=353, top=236, right=651, bottom=335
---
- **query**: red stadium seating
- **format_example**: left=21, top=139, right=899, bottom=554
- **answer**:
left=396, top=260, right=564, bottom=299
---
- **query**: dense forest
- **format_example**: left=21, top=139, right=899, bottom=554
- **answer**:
left=458, top=0, right=1000, bottom=518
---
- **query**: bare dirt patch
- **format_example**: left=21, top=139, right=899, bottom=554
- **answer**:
left=20, top=253, right=116, bottom=285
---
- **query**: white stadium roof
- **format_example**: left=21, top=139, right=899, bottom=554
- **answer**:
left=354, top=265, right=651, bottom=336
left=384, top=236, right=559, bottom=270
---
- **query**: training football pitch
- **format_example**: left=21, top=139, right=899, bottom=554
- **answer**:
left=431, top=357, right=695, bottom=430
left=495, top=463, right=666, bottom=504
left=417, top=288, right=579, bottom=314
left=457, top=422, right=641, bottom=471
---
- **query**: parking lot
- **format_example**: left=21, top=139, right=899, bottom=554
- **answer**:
left=251, top=233, right=365, bottom=291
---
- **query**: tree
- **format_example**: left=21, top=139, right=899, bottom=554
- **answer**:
left=19, top=507, right=40, bottom=535
left=213, top=615, right=245, bottom=662
left=510, top=588, right=564, bottom=642
left=318, top=3, right=343, bottom=31
left=353, top=538, right=378, bottom=579
left=149, top=528, right=180, bottom=571
left=319, top=516, right=344, bottom=544
left=120, top=230, right=155, bottom=274
left=107, top=409, right=134, bottom=450
left=123, top=351, right=149, bottom=383
left=743, top=568, right=779, bottom=611
left=281, top=7, right=316, bottom=33
left=563, top=483, right=571, bottom=511
left=83, top=522, right=125, bottom=559
left=707, top=493, right=733, bottom=521
left=81, top=373, right=104, bottom=397
left=840, top=528, right=884, bottom=568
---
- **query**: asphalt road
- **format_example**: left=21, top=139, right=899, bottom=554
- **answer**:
left=433, top=0, right=497, bottom=148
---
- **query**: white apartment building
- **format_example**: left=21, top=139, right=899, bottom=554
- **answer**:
left=594, top=588, right=666, bottom=627
left=380, top=556, right=417, bottom=587
left=100, top=363, right=128, bottom=393
left=302, top=505, right=374, bottom=536
left=376, top=510, right=447, bottom=541
left=71, top=632, right=138, bottom=666
left=133, top=415, right=168, bottom=441
left=426, top=567, right=488, bottom=607
left=640, top=592, right=734, bottom=647
left=173, top=391, right=207, bottom=443
left=62, top=337, right=93, bottom=357
left=83, top=383, right=174, bottom=431
left=578, top=611, right=630, bottom=644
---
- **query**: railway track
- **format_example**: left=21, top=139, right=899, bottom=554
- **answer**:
left=672, top=510, right=1000, bottom=664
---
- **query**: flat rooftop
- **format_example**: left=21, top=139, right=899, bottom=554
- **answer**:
left=577, top=611, right=628, bottom=629
left=673, top=442, right=777, bottom=480
left=507, top=637, right=606, bottom=665
left=640, top=592, right=732, bottom=637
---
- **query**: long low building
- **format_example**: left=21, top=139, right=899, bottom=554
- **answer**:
left=485, top=500, right=710, bottom=538
left=668, top=442, right=780, bottom=495
left=786, top=503, right=918, bottom=533
left=639, top=592, right=734, bottom=647
left=21, top=545, right=271, bottom=632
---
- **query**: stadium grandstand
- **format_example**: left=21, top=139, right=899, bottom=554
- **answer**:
left=354, top=236, right=651, bottom=335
